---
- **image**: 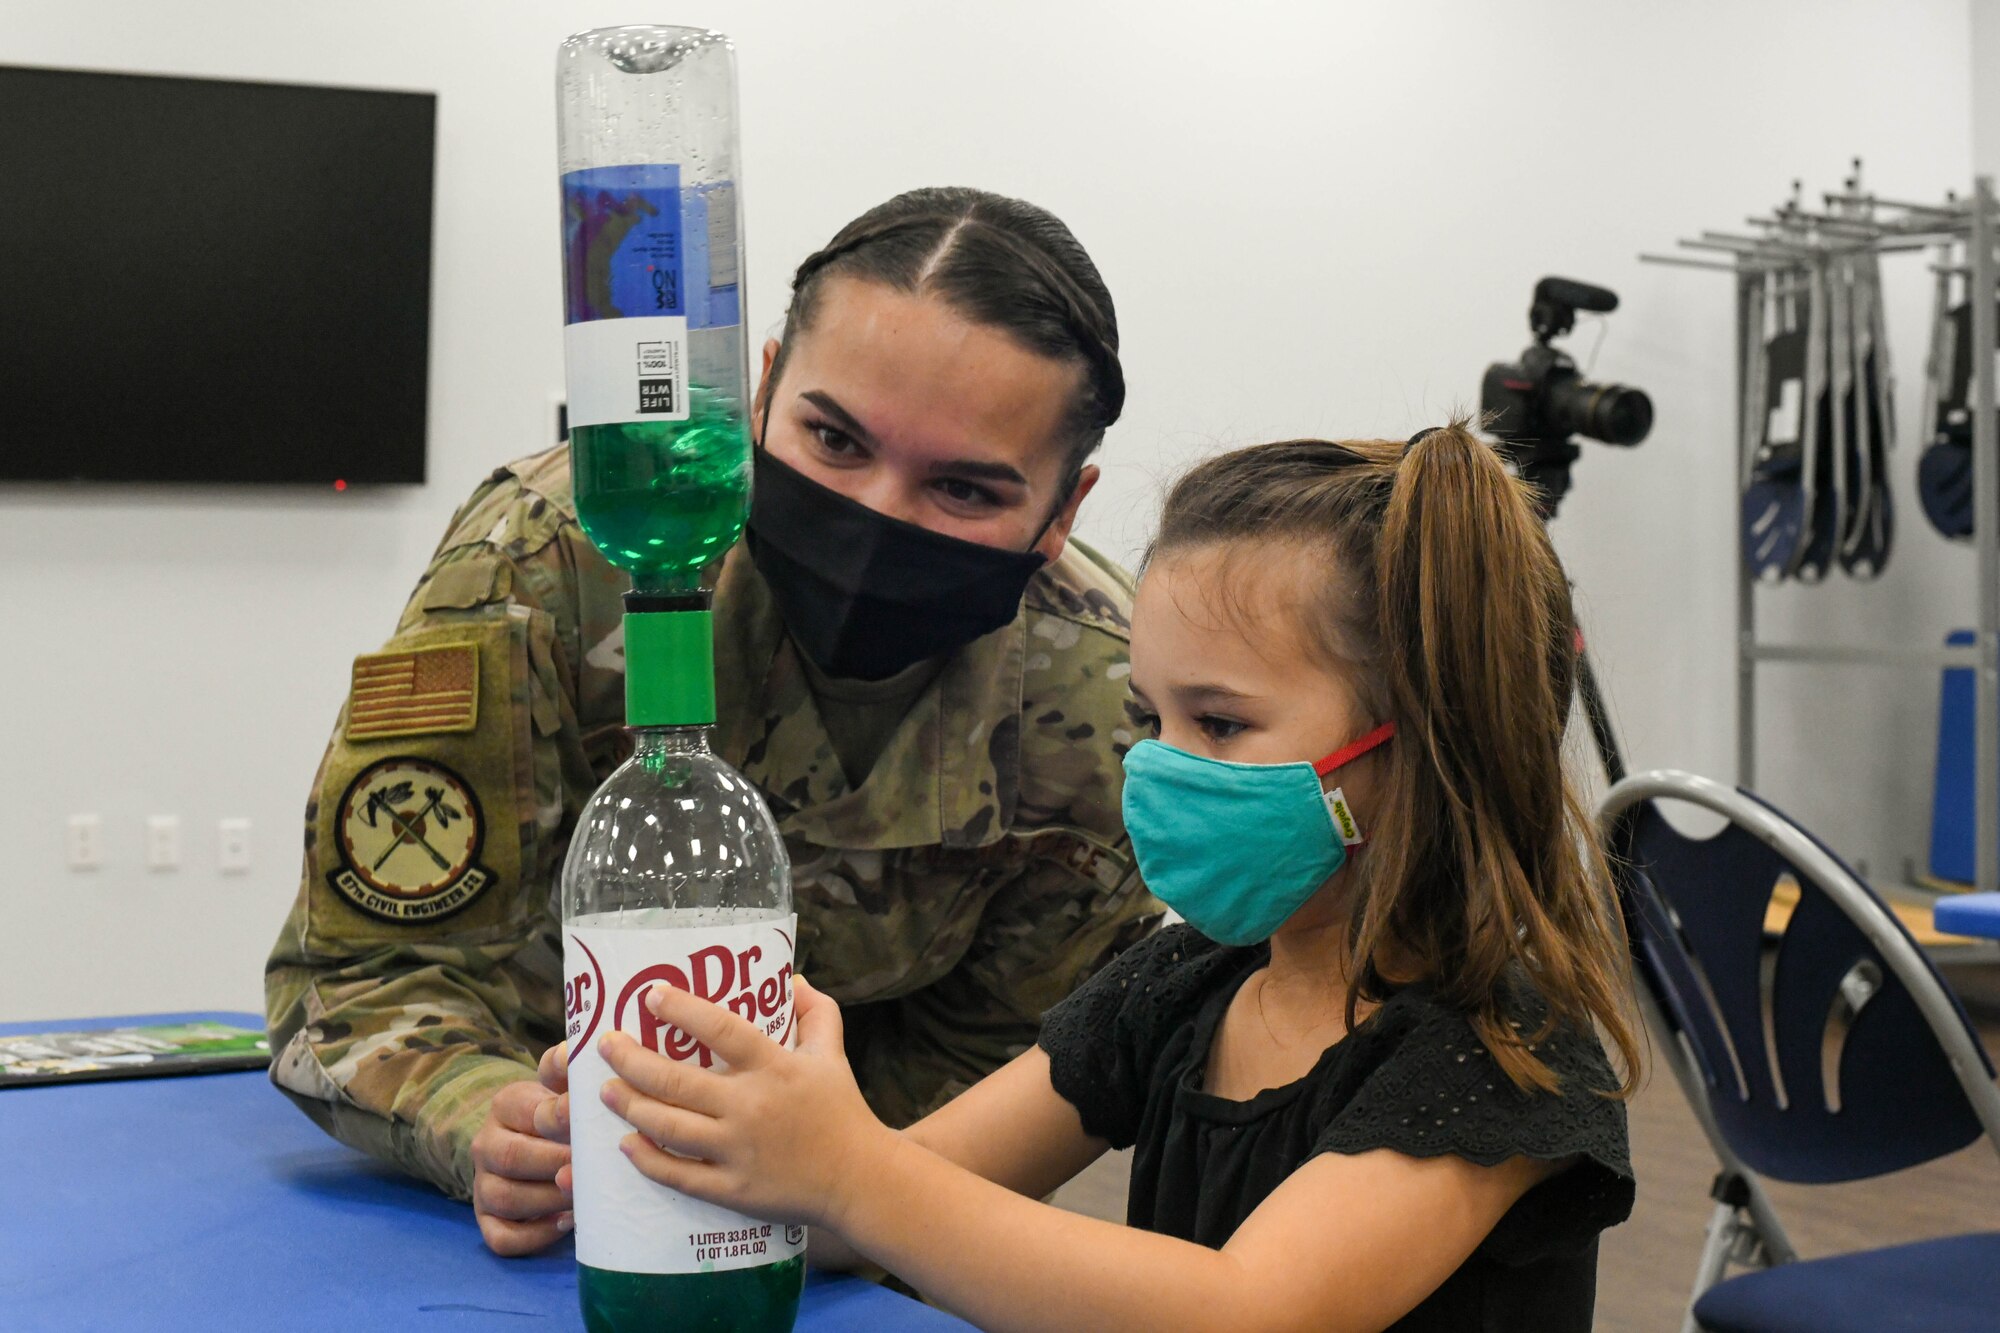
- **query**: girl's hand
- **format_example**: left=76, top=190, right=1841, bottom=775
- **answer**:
left=597, top=975, right=891, bottom=1231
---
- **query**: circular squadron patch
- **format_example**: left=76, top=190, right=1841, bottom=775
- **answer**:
left=328, top=758, right=496, bottom=923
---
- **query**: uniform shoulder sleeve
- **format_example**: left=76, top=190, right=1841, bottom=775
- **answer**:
left=1015, top=538, right=1141, bottom=850
left=423, top=447, right=578, bottom=600
left=1022, top=536, right=1135, bottom=639
left=1309, top=990, right=1634, bottom=1265
left=263, top=445, right=609, bottom=1197
left=1037, top=924, right=1236, bottom=1148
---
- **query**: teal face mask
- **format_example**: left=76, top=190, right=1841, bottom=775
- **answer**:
left=1121, top=722, right=1396, bottom=946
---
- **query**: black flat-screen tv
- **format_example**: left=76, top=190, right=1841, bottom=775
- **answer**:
left=0, top=65, right=435, bottom=485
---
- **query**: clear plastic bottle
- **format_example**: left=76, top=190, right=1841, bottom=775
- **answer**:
left=556, top=28, right=800, bottom=1328
left=562, top=723, right=805, bottom=1332
left=557, top=25, right=751, bottom=594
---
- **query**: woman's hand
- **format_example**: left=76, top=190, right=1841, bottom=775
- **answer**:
left=469, top=1041, right=574, bottom=1256
left=597, top=975, right=893, bottom=1231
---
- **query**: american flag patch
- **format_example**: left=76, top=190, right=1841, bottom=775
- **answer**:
left=345, top=644, right=480, bottom=742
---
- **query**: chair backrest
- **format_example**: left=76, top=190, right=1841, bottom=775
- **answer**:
left=1602, top=770, right=2000, bottom=1184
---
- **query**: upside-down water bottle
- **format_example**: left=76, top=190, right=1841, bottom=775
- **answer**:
left=556, top=25, right=805, bottom=1333
left=558, top=24, right=751, bottom=594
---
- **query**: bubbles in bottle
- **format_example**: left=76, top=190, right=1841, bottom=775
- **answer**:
left=604, top=28, right=687, bottom=75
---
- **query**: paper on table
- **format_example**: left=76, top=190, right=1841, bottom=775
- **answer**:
left=0, top=1021, right=269, bottom=1087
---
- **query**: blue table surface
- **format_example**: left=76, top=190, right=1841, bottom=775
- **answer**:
left=1935, top=891, right=2000, bottom=939
left=1, top=1012, right=971, bottom=1332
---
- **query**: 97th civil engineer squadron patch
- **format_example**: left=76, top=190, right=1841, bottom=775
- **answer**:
left=328, top=757, right=495, bottom=922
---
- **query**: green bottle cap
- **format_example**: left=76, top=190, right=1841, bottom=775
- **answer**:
left=624, top=608, right=716, bottom=727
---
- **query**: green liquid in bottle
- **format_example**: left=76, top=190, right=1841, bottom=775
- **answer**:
left=579, top=1258, right=806, bottom=1333
left=572, top=385, right=752, bottom=593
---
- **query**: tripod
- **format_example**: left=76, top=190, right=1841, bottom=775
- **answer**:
left=1577, top=647, right=1626, bottom=786
left=1504, top=436, right=1629, bottom=787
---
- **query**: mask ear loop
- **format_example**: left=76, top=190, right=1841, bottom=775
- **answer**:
left=1312, top=721, right=1397, bottom=777
left=1314, top=721, right=1396, bottom=849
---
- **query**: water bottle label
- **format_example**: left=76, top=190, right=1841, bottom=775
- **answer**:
left=560, top=165, right=739, bottom=330
left=563, top=914, right=805, bottom=1274
left=564, top=315, right=691, bottom=426
left=560, top=164, right=740, bottom=428
left=562, top=164, right=686, bottom=325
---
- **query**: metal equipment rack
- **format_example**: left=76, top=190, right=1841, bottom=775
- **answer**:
left=1640, top=173, right=2000, bottom=914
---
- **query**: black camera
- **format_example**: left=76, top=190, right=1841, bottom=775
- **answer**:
left=1482, top=277, right=1653, bottom=516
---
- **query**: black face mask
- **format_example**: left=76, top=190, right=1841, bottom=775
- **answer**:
left=744, top=448, right=1051, bottom=681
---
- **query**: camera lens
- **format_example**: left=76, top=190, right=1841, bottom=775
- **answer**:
left=1546, top=378, right=1653, bottom=446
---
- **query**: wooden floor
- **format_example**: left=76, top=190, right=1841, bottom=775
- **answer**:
left=1048, top=961, right=2000, bottom=1331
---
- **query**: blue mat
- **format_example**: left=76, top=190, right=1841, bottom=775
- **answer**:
left=1933, top=892, right=2000, bottom=940
left=0, top=1012, right=970, bottom=1331
left=1932, top=629, right=1978, bottom=884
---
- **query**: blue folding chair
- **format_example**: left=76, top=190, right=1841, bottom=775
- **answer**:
left=1599, top=769, right=2000, bottom=1333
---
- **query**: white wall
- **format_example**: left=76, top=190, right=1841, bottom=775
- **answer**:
left=1980, top=0, right=2000, bottom=176
left=0, top=0, right=1977, bottom=1021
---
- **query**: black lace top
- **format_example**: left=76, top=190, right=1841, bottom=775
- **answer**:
left=1038, top=924, right=1633, bottom=1333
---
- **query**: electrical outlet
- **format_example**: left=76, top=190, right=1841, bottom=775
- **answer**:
left=218, top=818, right=252, bottom=874
left=67, top=814, right=102, bottom=870
left=146, top=815, right=181, bottom=871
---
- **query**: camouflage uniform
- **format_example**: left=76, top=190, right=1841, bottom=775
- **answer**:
left=265, top=443, right=1160, bottom=1200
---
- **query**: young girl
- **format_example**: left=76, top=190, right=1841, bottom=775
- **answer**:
left=592, top=421, right=1640, bottom=1331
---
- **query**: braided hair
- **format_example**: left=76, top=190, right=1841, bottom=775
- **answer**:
left=766, top=187, right=1124, bottom=477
